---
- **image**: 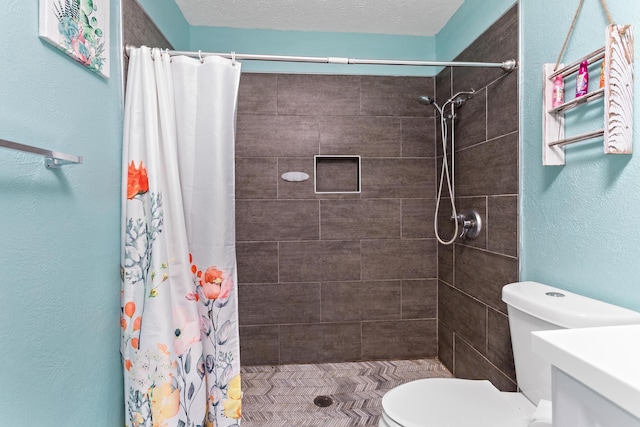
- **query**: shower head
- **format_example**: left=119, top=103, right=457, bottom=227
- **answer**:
left=418, top=95, right=435, bottom=106
left=418, top=95, right=444, bottom=116
left=449, top=89, right=476, bottom=107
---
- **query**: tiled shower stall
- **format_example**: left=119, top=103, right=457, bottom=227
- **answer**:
left=235, top=73, right=439, bottom=365
left=124, top=0, right=519, bottom=392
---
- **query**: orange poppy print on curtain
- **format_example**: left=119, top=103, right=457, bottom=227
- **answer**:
left=127, top=161, right=149, bottom=199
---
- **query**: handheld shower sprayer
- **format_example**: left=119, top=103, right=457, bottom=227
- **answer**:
left=417, top=89, right=481, bottom=245
left=417, top=95, right=435, bottom=106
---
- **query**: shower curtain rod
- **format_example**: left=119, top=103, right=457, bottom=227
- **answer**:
left=124, top=45, right=517, bottom=71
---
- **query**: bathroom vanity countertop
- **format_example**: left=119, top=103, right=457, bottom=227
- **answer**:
left=532, top=324, right=640, bottom=419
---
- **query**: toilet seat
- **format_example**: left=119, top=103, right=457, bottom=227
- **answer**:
left=380, top=378, right=533, bottom=427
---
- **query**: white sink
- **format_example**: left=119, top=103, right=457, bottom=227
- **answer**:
left=532, top=324, right=640, bottom=420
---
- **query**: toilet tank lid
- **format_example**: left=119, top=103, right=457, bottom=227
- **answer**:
left=502, top=281, right=640, bottom=329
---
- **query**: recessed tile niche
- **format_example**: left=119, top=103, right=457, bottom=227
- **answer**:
left=314, top=155, right=361, bottom=194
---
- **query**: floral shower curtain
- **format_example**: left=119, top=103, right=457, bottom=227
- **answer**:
left=121, top=47, right=242, bottom=427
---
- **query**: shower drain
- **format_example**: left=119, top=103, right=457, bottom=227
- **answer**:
left=313, top=395, right=334, bottom=407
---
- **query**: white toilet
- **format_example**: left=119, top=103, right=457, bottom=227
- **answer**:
left=379, top=281, right=640, bottom=427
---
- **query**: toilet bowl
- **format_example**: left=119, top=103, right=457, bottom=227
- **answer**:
left=379, top=378, right=539, bottom=427
left=379, top=281, right=640, bottom=427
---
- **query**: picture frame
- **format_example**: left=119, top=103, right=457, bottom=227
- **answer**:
left=39, top=0, right=110, bottom=78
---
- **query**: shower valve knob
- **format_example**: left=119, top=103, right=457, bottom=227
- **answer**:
left=456, top=209, right=482, bottom=240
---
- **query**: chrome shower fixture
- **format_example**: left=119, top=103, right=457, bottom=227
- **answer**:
left=417, top=87, right=478, bottom=245
left=455, top=209, right=482, bottom=240
left=417, top=89, right=475, bottom=110
left=417, top=95, right=435, bottom=106
left=449, top=89, right=476, bottom=107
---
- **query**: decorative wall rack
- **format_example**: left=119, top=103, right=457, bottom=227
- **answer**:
left=0, top=138, right=83, bottom=168
left=543, top=24, right=634, bottom=166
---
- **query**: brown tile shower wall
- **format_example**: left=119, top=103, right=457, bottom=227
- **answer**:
left=436, top=5, right=520, bottom=391
left=235, top=73, right=439, bottom=365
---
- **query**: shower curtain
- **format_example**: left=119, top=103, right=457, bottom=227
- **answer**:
left=121, top=47, right=242, bottom=427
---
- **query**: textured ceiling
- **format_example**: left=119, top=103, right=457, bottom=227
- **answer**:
left=174, top=0, right=465, bottom=36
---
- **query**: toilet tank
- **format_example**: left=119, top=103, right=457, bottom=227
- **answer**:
left=502, top=281, right=640, bottom=405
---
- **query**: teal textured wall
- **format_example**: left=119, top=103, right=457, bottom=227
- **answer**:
left=437, top=0, right=517, bottom=61
left=133, top=0, right=438, bottom=76
left=521, top=0, right=640, bottom=310
left=0, top=0, right=124, bottom=425
left=189, top=27, right=437, bottom=76
left=136, top=0, right=190, bottom=49
left=137, top=0, right=520, bottom=76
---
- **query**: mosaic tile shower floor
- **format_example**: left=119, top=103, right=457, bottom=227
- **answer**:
left=240, top=358, right=452, bottom=427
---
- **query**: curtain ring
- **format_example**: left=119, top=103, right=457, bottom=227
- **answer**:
left=231, top=51, right=236, bottom=66
left=198, top=50, right=204, bottom=63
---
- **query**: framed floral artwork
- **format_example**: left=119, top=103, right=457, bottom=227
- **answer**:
left=39, top=0, right=110, bottom=78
